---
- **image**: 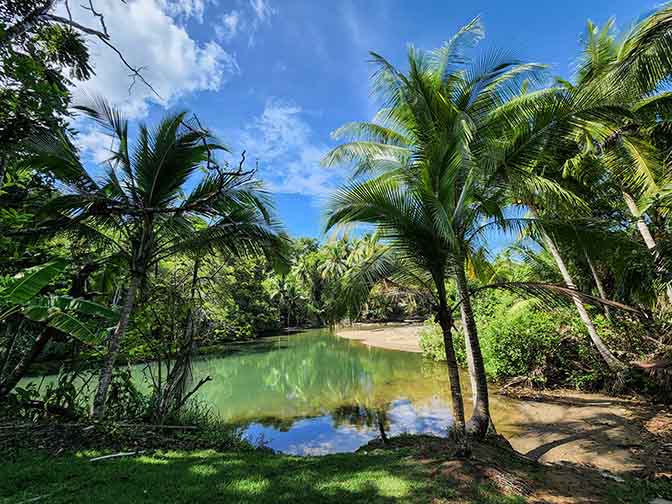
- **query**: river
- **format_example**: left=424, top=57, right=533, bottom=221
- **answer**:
left=24, top=329, right=529, bottom=455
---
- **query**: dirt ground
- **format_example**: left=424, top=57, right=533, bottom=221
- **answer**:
left=337, top=323, right=672, bottom=478
left=500, top=389, right=672, bottom=478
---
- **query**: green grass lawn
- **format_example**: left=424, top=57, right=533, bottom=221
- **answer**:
left=1, top=448, right=522, bottom=504
left=2, top=441, right=670, bottom=503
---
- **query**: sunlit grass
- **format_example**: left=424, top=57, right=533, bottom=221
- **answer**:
left=2, top=447, right=668, bottom=503
left=1, top=448, right=468, bottom=504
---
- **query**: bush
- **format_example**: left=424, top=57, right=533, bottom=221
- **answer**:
left=418, top=320, right=443, bottom=361
left=478, top=301, right=561, bottom=384
left=419, top=319, right=467, bottom=365
left=419, top=291, right=612, bottom=390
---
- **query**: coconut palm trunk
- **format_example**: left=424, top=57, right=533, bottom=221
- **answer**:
left=91, top=272, right=141, bottom=418
left=454, top=261, right=491, bottom=439
left=622, top=192, right=672, bottom=304
left=435, top=282, right=467, bottom=455
left=532, top=210, right=624, bottom=370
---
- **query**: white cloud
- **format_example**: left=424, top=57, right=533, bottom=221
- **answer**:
left=213, top=0, right=276, bottom=46
left=76, top=129, right=116, bottom=164
left=62, top=0, right=238, bottom=119
left=215, top=10, right=241, bottom=41
left=236, top=98, right=340, bottom=196
left=161, top=0, right=212, bottom=23
left=249, top=0, right=276, bottom=24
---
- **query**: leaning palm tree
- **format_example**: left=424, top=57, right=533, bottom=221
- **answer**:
left=29, top=99, right=286, bottom=418
left=323, top=18, right=560, bottom=443
left=562, top=8, right=672, bottom=304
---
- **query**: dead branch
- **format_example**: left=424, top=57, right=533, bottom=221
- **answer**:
left=4, top=1, right=161, bottom=100
left=89, top=450, right=146, bottom=462
left=81, top=0, right=109, bottom=37
left=175, top=375, right=212, bottom=411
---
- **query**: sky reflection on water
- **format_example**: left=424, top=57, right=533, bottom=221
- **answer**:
left=243, top=397, right=453, bottom=455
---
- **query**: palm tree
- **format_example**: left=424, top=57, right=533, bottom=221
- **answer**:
left=563, top=8, right=672, bottom=304
left=323, top=18, right=556, bottom=442
left=30, top=100, right=286, bottom=418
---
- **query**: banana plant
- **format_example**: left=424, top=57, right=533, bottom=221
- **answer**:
left=0, top=259, right=118, bottom=343
left=0, top=259, right=118, bottom=400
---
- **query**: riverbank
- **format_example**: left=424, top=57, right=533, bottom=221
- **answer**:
left=2, top=435, right=669, bottom=503
left=336, top=323, right=423, bottom=353
left=336, top=324, right=672, bottom=476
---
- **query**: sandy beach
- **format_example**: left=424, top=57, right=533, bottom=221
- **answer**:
left=336, top=323, right=423, bottom=353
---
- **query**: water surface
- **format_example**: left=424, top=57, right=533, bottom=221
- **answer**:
left=184, top=329, right=522, bottom=454
left=24, top=329, right=524, bottom=455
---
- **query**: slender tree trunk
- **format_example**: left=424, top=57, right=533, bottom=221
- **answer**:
left=91, top=273, right=141, bottom=418
left=454, top=262, right=491, bottom=440
left=435, top=286, right=467, bottom=455
left=623, top=191, right=672, bottom=304
left=0, top=155, right=6, bottom=189
left=533, top=211, right=624, bottom=370
left=376, top=409, right=388, bottom=444
left=0, top=329, right=51, bottom=399
left=582, top=246, right=611, bottom=321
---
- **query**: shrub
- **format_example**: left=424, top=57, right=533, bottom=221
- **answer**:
left=419, top=290, right=612, bottom=390
left=418, top=319, right=467, bottom=365
left=418, top=319, right=443, bottom=361
left=478, top=301, right=561, bottom=383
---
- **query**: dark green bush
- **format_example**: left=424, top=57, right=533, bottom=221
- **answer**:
left=419, top=290, right=614, bottom=390
left=478, top=300, right=561, bottom=383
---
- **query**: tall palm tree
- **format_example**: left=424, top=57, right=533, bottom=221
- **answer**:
left=323, top=18, right=558, bottom=442
left=30, top=100, right=286, bottom=418
left=563, top=8, right=672, bottom=304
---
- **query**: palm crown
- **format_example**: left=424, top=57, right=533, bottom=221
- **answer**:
left=31, top=99, right=285, bottom=272
left=28, top=99, right=286, bottom=417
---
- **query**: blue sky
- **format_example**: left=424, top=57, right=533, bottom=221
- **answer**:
left=69, top=0, right=659, bottom=239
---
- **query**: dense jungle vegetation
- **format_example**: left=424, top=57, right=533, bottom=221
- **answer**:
left=2, top=1, right=672, bottom=502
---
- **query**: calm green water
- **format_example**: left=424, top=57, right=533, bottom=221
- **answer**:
left=23, top=329, right=523, bottom=455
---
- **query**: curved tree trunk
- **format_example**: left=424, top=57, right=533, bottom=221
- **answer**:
left=582, top=246, right=611, bottom=321
left=454, top=262, right=491, bottom=440
left=535, top=220, right=624, bottom=370
left=0, top=328, right=51, bottom=399
left=435, top=284, right=468, bottom=456
left=623, top=192, right=672, bottom=304
left=91, top=273, right=141, bottom=418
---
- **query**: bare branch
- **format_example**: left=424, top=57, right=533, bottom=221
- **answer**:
left=7, top=3, right=162, bottom=101
left=65, top=0, right=73, bottom=22
left=42, top=14, right=109, bottom=38
left=176, top=375, right=212, bottom=410
left=81, top=0, right=109, bottom=37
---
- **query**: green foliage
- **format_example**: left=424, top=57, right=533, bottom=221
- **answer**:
left=0, top=1, right=93, bottom=163
left=104, top=367, right=150, bottom=421
left=0, top=260, right=117, bottom=347
left=478, top=302, right=562, bottom=383
left=418, top=319, right=444, bottom=362
left=420, top=287, right=618, bottom=389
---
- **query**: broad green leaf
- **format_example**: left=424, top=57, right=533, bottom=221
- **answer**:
left=65, top=297, right=119, bottom=321
left=47, top=312, right=108, bottom=345
left=0, top=259, right=67, bottom=304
